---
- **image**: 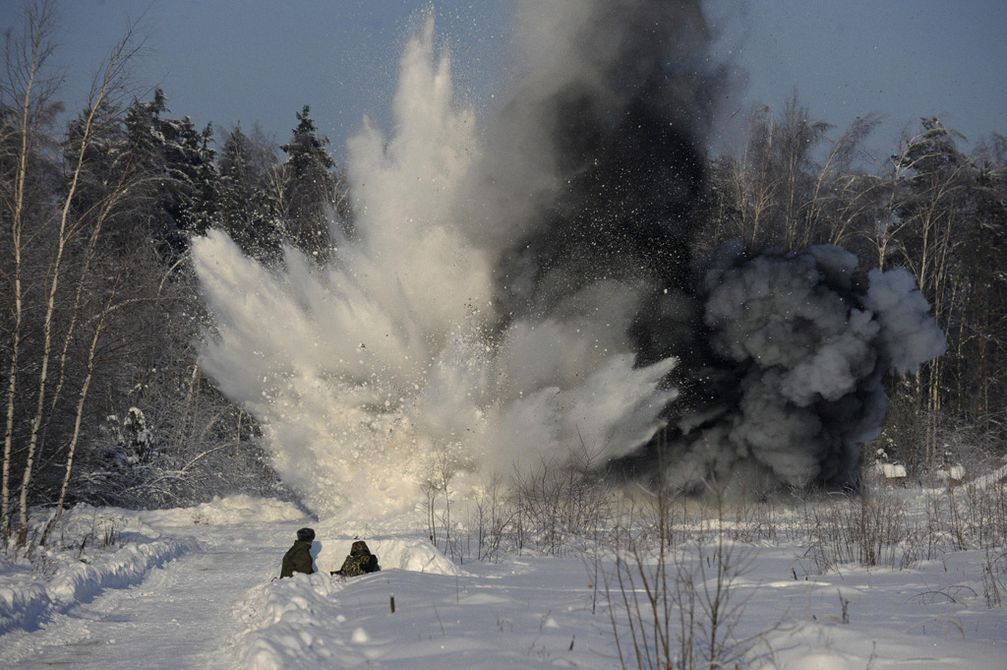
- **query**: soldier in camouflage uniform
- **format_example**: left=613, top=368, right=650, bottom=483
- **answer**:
left=334, top=540, right=380, bottom=577
left=280, top=527, right=316, bottom=578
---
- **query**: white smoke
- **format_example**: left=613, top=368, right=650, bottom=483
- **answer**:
left=193, top=15, right=676, bottom=517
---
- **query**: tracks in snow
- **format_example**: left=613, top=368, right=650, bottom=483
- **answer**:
left=3, top=521, right=302, bottom=669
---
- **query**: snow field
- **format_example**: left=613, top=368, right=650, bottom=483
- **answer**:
left=234, top=539, right=1007, bottom=669
left=309, top=535, right=463, bottom=577
left=739, top=547, right=1007, bottom=668
left=235, top=557, right=618, bottom=670
left=1, top=494, right=1005, bottom=668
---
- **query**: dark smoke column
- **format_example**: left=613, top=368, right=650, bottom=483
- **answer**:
left=480, top=1, right=945, bottom=496
left=489, top=0, right=728, bottom=327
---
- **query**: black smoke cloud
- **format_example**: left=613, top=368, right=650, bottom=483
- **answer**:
left=649, top=244, right=945, bottom=494
left=491, top=0, right=726, bottom=317
left=481, top=0, right=946, bottom=493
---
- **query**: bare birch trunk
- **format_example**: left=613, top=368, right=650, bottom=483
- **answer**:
left=40, top=278, right=120, bottom=545
left=41, top=169, right=132, bottom=460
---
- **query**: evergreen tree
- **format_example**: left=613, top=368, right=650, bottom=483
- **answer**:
left=218, top=124, right=283, bottom=260
left=281, top=105, right=335, bottom=253
left=121, top=89, right=218, bottom=258
left=64, top=99, right=125, bottom=211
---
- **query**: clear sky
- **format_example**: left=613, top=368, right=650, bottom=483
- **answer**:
left=708, top=0, right=1007, bottom=160
left=3, top=0, right=1005, bottom=161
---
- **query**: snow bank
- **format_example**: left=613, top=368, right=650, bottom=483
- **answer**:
left=45, top=535, right=196, bottom=606
left=235, top=536, right=460, bottom=668
left=139, top=495, right=307, bottom=527
left=313, top=536, right=462, bottom=576
left=0, top=534, right=195, bottom=634
left=0, top=581, right=49, bottom=635
left=235, top=573, right=344, bottom=670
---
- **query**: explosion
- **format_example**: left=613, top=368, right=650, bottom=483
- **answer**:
left=192, top=1, right=944, bottom=516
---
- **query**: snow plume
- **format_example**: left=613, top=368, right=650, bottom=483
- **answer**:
left=193, top=2, right=943, bottom=515
left=193, top=7, right=689, bottom=516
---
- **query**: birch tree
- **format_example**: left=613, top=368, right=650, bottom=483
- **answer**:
left=16, top=25, right=142, bottom=544
left=1, top=0, right=59, bottom=539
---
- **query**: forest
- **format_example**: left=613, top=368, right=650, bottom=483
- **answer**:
left=1, top=1, right=1005, bottom=549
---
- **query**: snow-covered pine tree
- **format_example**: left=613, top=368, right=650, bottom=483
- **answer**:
left=121, top=89, right=218, bottom=258
left=280, top=105, right=336, bottom=254
left=218, top=124, right=283, bottom=261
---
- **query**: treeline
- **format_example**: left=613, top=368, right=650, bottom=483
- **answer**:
left=0, top=4, right=350, bottom=544
left=702, top=99, right=1007, bottom=475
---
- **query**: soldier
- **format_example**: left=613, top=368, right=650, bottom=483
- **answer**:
left=280, top=527, right=316, bottom=578
left=334, top=540, right=380, bottom=577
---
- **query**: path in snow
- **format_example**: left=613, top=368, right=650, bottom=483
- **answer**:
left=4, top=519, right=303, bottom=669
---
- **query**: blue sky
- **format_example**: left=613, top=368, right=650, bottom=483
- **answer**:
left=709, top=0, right=1007, bottom=158
left=4, top=0, right=1005, bottom=161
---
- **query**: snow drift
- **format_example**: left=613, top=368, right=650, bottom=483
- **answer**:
left=0, top=509, right=195, bottom=634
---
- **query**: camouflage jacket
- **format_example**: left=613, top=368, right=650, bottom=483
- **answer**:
left=280, top=539, right=314, bottom=578
left=336, top=540, right=380, bottom=577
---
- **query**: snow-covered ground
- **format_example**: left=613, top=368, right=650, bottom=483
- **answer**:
left=1, top=494, right=1005, bottom=669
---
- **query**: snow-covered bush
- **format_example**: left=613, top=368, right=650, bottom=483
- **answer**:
left=804, top=488, right=921, bottom=572
left=73, top=359, right=287, bottom=510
